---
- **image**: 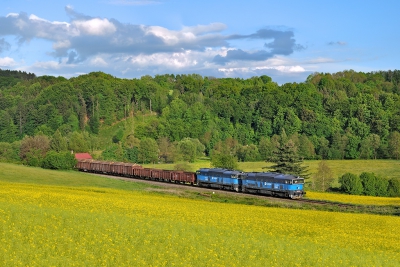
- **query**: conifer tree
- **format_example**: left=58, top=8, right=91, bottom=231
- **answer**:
left=268, top=136, right=309, bottom=178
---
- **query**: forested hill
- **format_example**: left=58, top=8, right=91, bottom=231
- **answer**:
left=0, top=69, right=36, bottom=88
left=2, top=69, right=400, bottom=162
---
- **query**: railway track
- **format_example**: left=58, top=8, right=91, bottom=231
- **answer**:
left=90, top=172, right=352, bottom=207
left=292, top=198, right=359, bottom=208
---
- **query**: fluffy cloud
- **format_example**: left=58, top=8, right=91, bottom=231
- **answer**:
left=0, top=7, right=310, bottom=83
left=0, top=7, right=303, bottom=63
left=72, top=18, right=117, bottom=36
left=0, top=57, right=16, bottom=67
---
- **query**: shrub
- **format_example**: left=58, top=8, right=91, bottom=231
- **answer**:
left=388, top=178, right=400, bottom=197
left=339, top=173, right=363, bottom=195
left=360, top=172, right=377, bottom=196
left=42, top=151, right=77, bottom=170
left=374, top=176, right=389, bottom=197
left=112, top=128, right=124, bottom=143
left=0, top=141, right=20, bottom=163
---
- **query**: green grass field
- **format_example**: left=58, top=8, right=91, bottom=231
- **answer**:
left=0, top=162, right=157, bottom=191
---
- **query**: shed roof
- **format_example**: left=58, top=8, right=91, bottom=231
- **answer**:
left=75, top=153, right=93, bottom=160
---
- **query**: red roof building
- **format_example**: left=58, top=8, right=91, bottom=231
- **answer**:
left=74, top=153, right=93, bottom=160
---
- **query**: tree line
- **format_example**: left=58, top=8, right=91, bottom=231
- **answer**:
left=1, top=70, right=400, bottom=172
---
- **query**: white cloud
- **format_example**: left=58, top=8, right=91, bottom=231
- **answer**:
left=0, top=7, right=309, bottom=83
left=128, top=50, right=200, bottom=69
left=72, top=18, right=117, bottom=36
left=29, top=14, right=49, bottom=23
left=255, top=65, right=305, bottom=73
left=0, top=7, right=299, bottom=65
left=30, top=60, right=64, bottom=70
left=219, top=65, right=305, bottom=75
left=0, top=57, right=16, bottom=67
left=218, top=67, right=251, bottom=74
left=90, top=56, right=108, bottom=67
left=145, top=26, right=182, bottom=45
left=6, top=13, right=19, bottom=18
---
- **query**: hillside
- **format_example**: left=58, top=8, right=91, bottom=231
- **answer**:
left=2, top=70, right=400, bottom=171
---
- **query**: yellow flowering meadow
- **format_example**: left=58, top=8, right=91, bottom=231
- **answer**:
left=307, top=191, right=400, bottom=206
left=0, top=181, right=399, bottom=266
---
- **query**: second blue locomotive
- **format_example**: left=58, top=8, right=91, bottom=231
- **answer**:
left=196, top=168, right=305, bottom=199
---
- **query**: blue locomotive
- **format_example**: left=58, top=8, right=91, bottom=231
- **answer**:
left=196, top=168, right=245, bottom=192
left=196, top=168, right=305, bottom=199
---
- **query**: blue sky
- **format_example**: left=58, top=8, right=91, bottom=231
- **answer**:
left=1, top=0, right=399, bottom=84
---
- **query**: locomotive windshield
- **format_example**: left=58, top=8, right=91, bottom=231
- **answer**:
left=292, top=179, right=304, bottom=184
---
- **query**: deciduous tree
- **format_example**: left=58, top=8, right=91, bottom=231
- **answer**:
left=19, top=134, right=50, bottom=166
left=210, top=153, right=238, bottom=170
left=50, top=129, right=68, bottom=152
left=313, top=161, right=333, bottom=191
left=388, top=131, right=400, bottom=159
left=138, top=137, right=158, bottom=164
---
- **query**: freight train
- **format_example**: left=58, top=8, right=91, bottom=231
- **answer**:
left=76, top=159, right=305, bottom=199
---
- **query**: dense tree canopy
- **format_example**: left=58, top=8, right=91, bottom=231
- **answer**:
left=2, top=69, right=400, bottom=181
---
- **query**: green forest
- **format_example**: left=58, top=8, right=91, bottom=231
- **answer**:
left=2, top=68, right=400, bottom=168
